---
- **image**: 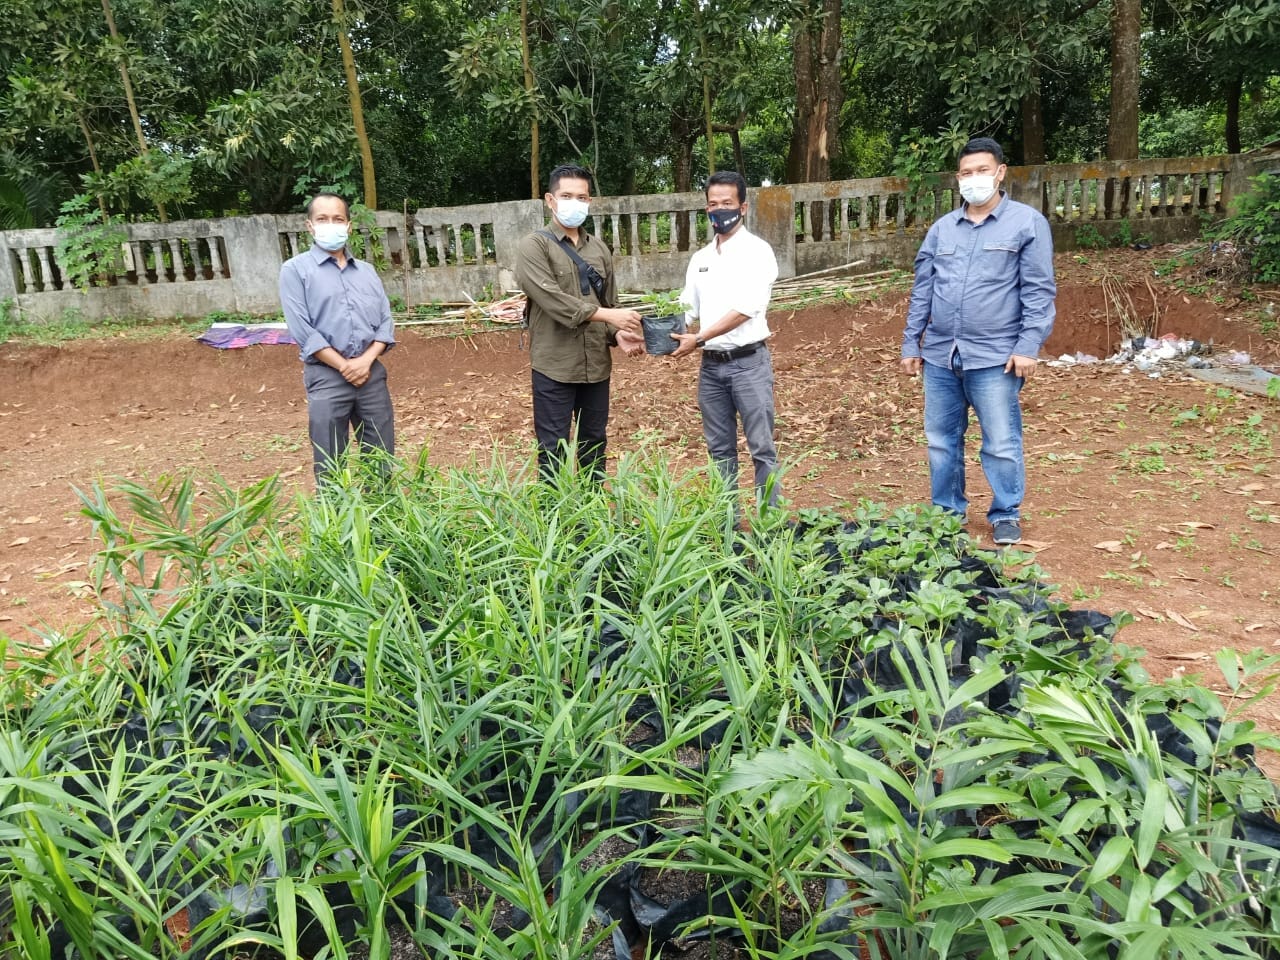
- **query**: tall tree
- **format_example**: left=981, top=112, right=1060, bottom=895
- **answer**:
left=1205, top=0, right=1280, bottom=150
left=518, top=0, right=539, bottom=196
left=331, top=0, right=377, bottom=208
left=785, top=0, right=843, bottom=183
left=100, top=0, right=168, bottom=220
left=1107, top=0, right=1142, bottom=159
left=879, top=0, right=1092, bottom=163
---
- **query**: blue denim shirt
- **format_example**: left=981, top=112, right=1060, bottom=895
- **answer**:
left=279, top=244, right=395, bottom=364
left=902, top=194, right=1056, bottom=370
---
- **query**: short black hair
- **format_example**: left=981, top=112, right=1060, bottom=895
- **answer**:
left=706, top=170, right=747, bottom=203
left=547, top=164, right=593, bottom=194
left=306, top=192, right=350, bottom=218
left=958, top=137, right=1005, bottom=165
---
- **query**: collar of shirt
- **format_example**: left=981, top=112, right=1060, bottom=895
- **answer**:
left=547, top=220, right=586, bottom=248
left=954, top=191, right=1010, bottom=225
left=714, top=226, right=747, bottom=252
left=308, top=243, right=355, bottom=268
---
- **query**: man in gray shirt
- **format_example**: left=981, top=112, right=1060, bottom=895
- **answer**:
left=279, top=192, right=396, bottom=485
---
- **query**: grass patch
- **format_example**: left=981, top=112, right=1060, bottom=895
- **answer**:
left=0, top=307, right=217, bottom=345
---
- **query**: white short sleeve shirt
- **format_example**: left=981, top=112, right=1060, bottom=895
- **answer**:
left=680, top=227, right=779, bottom=350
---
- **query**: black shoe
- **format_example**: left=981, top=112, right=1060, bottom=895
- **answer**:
left=992, top=520, right=1022, bottom=545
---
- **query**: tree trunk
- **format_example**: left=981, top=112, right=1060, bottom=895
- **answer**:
left=693, top=3, right=715, bottom=176
left=1106, top=0, right=1140, bottom=162
left=1020, top=65, right=1046, bottom=165
left=520, top=0, right=540, bottom=196
left=672, top=118, right=696, bottom=251
left=784, top=0, right=843, bottom=240
left=101, top=0, right=166, bottom=221
left=77, top=111, right=110, bottom=220
left=1225, top=71, right=1242, bottom=154
left=333, top=0, right=377, bottom=209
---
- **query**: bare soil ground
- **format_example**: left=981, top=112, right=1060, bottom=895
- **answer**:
left=3, top=243, right=1279, bottom=726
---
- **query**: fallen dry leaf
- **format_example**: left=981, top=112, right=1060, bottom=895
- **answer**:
left=1166, top=609, right=1199, bottom=632
left=1094, top=540, right=1124, bottom=552
left=1163, top=651, right=1209, bottom=661
left=1176, top=521, right=1214, bottom=530
left=1245, top=623, right=1268, bottom=633
left=1018, top=539, right=1052, bottom=552
left=15, top=516, right=41, bottom=525
left=8, top=537, right=30, bottom=547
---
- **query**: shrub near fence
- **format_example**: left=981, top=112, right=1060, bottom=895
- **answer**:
left=0, top=155, right=1254, bottom=323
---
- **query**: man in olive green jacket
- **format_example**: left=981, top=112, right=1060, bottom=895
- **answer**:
left=515, top=163, right=643, bottom=480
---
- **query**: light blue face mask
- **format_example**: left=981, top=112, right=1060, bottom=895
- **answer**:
left=555, top=198, right=590, bottom=228
left=312, top=223, right=349, bottom=251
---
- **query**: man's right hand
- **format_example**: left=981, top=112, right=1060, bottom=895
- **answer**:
left=339, top=356, right=373, bottom=387
left=900, top=357, right=922, bottom=376
left=597, top=307, right=642, bottom=334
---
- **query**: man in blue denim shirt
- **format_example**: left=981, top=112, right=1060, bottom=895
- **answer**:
left=900, top=138, right=1056, bottom=545
left=280, top=192, right=396, bottom=485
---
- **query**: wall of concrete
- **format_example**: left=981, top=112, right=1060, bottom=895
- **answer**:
left=0, top=154, right=1255, bottom=324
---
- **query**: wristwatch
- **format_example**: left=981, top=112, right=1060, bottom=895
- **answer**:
left=695, top=337, right=706, bottom=349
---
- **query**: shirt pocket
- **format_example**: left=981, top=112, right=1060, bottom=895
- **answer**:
left=978, top=241, right=1020, bottom=281
left=931, top=245, right=962, bottom=297
left=553, top=263, right=582, bottom=294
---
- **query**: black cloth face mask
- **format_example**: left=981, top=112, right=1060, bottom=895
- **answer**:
left=708, top=207, right=743, bottom=235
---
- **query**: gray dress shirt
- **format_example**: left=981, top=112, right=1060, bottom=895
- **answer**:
left=279, top=244, right=395, bottom=364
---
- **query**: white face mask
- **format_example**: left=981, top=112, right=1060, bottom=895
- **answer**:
left=312, top=223, right=349, bottom=251
left=555, top=197, right=590, bottom=228
left=958, top=174, right=998, bottom=206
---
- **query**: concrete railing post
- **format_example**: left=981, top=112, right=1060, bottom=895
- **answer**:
left=0, top=235, right=17, bottom=306
left=1224, top=153, right=1253, bottom=213
left=226, top=215, right=285, bottom=314
left=751, top=185, right=797, bottom=279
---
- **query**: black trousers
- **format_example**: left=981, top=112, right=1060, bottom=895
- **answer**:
left=531, top=369, right=609, bottom=481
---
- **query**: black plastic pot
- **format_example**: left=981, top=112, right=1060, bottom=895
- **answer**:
left=642, top=312, right=686, bottom=355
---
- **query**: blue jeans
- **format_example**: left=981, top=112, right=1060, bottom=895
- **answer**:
left=698, top=346, right=778, bottom=505
left=922, top=355, right=1024, bottom=523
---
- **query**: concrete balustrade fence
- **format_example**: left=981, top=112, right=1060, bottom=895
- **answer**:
left=0, top=154, right=1256, bottom=323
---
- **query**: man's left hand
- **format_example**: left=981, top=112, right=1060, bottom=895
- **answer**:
left=616, top=330, right=644, bottom=357
left=1005, top=354, right=1038, bottom=378
left=670, top=332, right=701, bottom=358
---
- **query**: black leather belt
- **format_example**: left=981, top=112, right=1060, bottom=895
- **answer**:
left=702, top=341, right=764, bottom=363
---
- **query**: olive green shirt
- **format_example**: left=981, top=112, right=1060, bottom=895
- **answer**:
left=515, top=224, right=619, bottom=384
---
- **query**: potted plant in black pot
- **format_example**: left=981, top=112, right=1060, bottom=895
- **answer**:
left=639, top=289, right=687, bottom=355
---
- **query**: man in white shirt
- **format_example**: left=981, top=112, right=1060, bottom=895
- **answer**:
left=671, top=171, right=781, bottom=506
